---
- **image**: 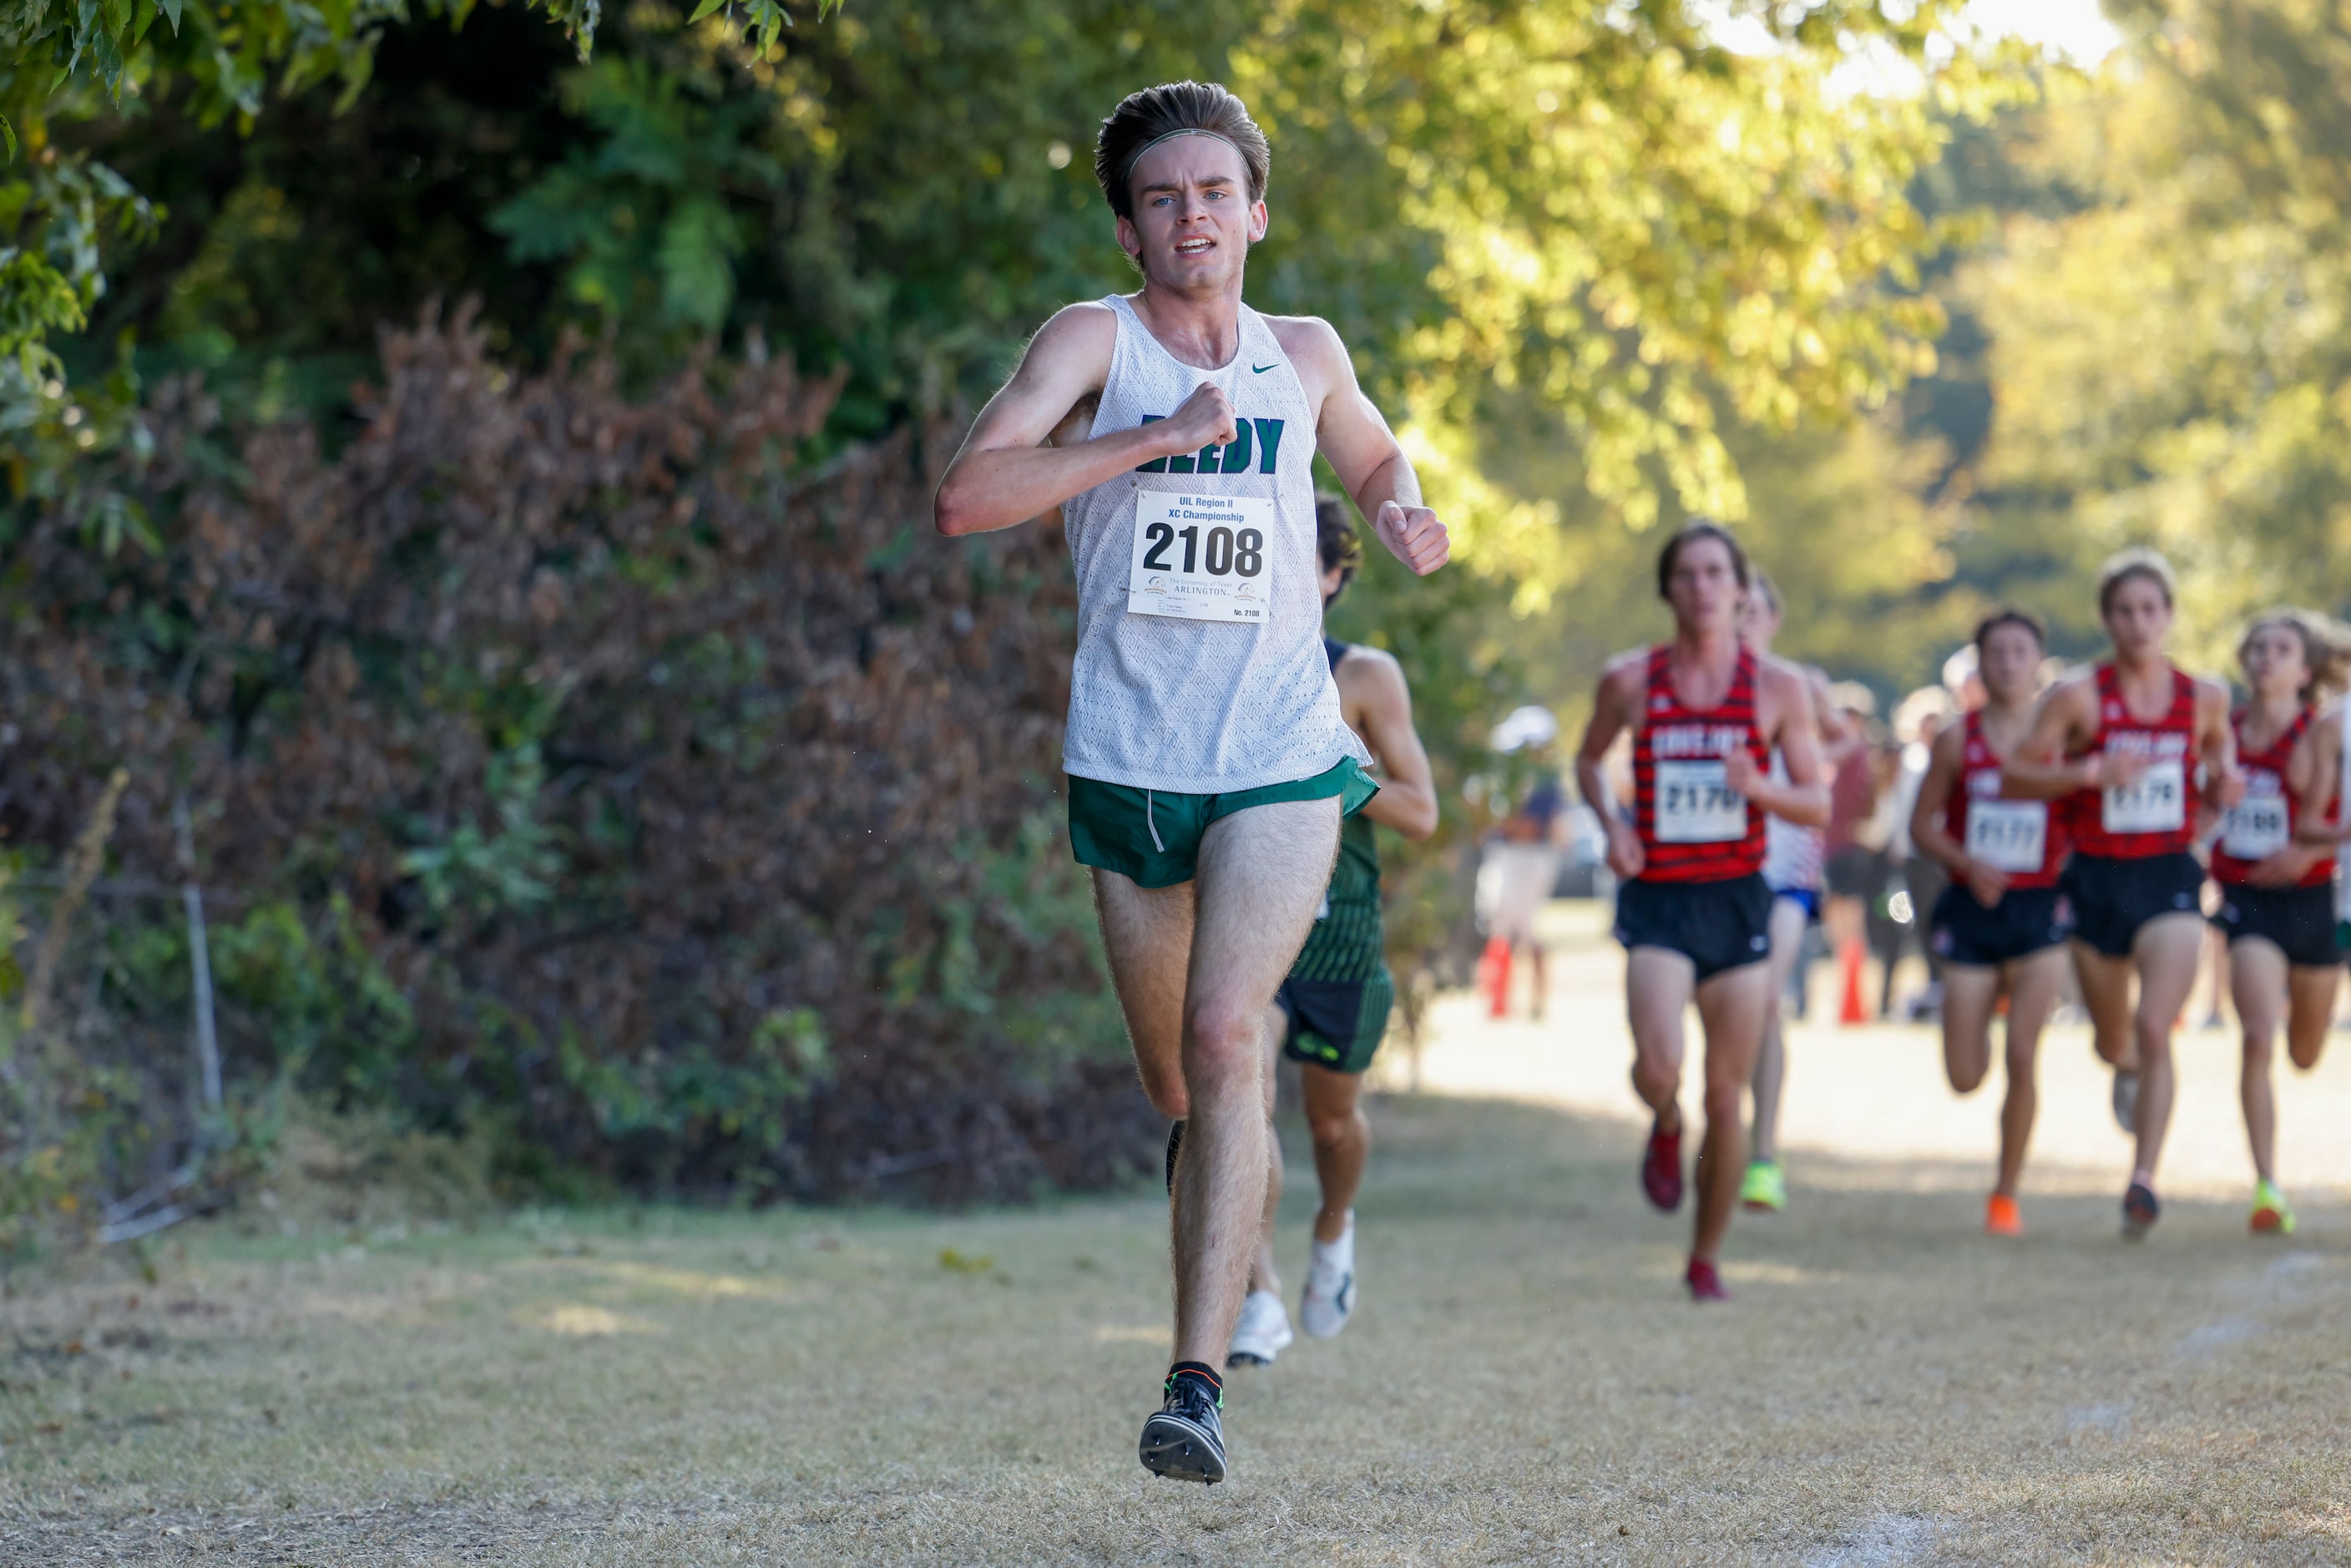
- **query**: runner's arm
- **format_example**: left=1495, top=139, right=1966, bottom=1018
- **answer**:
left=1340, top=649, right=1438, bottom=840
left=2295, top=707, right=2344, bottom=846
left=2197, top=676, right=2246, bottom=807
left=1813, top=669, right=1866, bottom=770
left=1279, top=316, right=1449, bottom=577
left=935, top=306, right=1233, bottom=537
left=1728, top=661, right=1829, bottom=827
left=1576, top=658, right=1645, bottom=879
left=2000, top=679, right=2106, bottom=797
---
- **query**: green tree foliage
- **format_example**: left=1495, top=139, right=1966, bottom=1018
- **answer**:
left=1965, top=0, right=2351, bottom=666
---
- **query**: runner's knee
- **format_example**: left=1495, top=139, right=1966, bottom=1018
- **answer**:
left=1184, top=1003, right=1267, bottom=1080
left=1307, top=1105, right=1359, bottom=1151
left=1631, top=1055, right=1678, bottom=1105
left=1139, top=1065, right=1189, bottom=1120
left=1700, top=1076, right=1742, bottom=1125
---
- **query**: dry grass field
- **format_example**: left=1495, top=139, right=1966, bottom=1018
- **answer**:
left=5, top=908, right=2351, bottom=1565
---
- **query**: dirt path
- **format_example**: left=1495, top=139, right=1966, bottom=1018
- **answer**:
left=4, top=1085, right=2348, bottom=1560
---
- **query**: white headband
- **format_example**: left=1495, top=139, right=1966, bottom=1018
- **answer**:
left=1120, top=128, right=1247, bottom=190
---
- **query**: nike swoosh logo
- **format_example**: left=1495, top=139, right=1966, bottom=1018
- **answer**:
left=1251, top=362, right=1278, bottom=374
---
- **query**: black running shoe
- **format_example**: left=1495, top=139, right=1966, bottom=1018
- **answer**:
left=2121, top=1181, right=2160, bottom=1240
left=1139, top=1374, right=1226, bottom=1484
left=1165, top=1119, right=1185, bottom=1196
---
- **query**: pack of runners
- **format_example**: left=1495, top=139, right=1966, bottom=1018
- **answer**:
left=938, top=78, right=2351, bottom=1488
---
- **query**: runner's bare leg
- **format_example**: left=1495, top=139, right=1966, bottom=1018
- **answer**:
left=1692, top=962, right=1771, bottom=1262
left=2128, top=913, right=2205, bottom=1177
left=2285, top=964, right=2339, bottom=1072
left=1626, top=947, right=1697, bottom=1133
left=1749, top=897, right=1808, bottom=1163
left=1095, top=877, right=1197, bottom=1122
left=1996, top=948, right=2066, bottom=1198
left=1939, top=965, right=2001, bottom=1097
left=1301, top=1062, right=1369, bottom=1243
left=1164, top=797, right=1338, bottom=1366
left=2230, top=938, right=2287, bottom=1184
left=1248, top=1004, right=1287, bottom=1297
left=2070, top=941, right=2139, bottom=1070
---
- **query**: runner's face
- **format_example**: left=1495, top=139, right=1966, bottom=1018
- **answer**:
left=2241, top=622, right=2308, bottom=702
left=1667, top=539, right=1743, bottom=636
left=1740, top=593, right=1780, bottom=652
left=1118, top=137, right=1266, bottom=291
left=2101, top=575, right=2172, bottom=657
left=1979, top=624, right=2042, bottom=707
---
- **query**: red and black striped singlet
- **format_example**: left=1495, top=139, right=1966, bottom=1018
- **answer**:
left=2212, top=708, right=2332, bottom=888
left=2068, top=661, right=2201, bottom=859
left=1631, top=643, right=1768, bottom=883
left=1945, top=710, right=2068, bottom=889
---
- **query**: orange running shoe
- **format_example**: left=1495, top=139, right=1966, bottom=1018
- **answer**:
left=1984, top=1193, right=2024, bottom=1237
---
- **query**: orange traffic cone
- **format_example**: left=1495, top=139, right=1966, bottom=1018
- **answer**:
left=1838, top=937, right=1869, bottom=1026
left=1482, top=936, right=1513, bottom=1019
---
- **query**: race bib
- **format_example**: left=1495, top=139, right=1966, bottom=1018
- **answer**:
left=2101, top=758, right=2186, bottom=835
left=2222, top=792, right=2290, bottom=861
left=1654, top=759, right=1748, bottom=844
left=1126, top=491, right=1274, bottom=622
left=1965, top=799, right=2047, bottom=873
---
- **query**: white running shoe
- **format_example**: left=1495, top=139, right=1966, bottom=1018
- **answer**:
left=1300, top=1213, right=1357, bottom=1340
left=1226, top=1289, right=1293, bottom=1368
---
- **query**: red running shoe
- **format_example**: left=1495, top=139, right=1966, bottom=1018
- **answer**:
left=1641, top=1120, right=1684, bottom=1212
left=1685, top=1257, right=1729, bottom=1302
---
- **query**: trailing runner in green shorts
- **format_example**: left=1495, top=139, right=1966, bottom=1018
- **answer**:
left=1277, top=809, right=1394, bottom=1075
left=1227, top=504, right=1441, bottom=1372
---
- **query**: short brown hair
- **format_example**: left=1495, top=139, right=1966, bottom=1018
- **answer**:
left=1973, top=608, right=2045, bottom=655
left=2096, top=547, right=2177, bottom=616
left=1656, top=520, right=1750, bottom=599
left=1094, top=82, right=1271, bottom=223
left=1315, top=495, right=1363, bottom=604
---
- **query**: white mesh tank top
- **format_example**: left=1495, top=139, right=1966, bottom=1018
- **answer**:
left=1059, top=294, right=1368, bottom=792
left=1762, top=748, right=1825, bottom=893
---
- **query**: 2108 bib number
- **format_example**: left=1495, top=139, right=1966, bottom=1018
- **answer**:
left=1127, top=491, right=1275, bottom=622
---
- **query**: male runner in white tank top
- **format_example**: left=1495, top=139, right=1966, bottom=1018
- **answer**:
left=935, top=81, right=1449, bottom=1485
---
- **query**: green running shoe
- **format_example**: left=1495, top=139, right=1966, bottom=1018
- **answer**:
left=2251, top=1179, right=2296, bottom=1236
left=1741, top=1159, right=1787, bottom=1212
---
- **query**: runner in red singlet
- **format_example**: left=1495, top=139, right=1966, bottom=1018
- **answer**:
left=1575, top=524, right=1829, bottom=1299
left=2005, top=549, right=2241, bottom=1239
left=1909, top=610, right=2070, bottom=1236
left=2207, top=610, right=2351, bottom=1236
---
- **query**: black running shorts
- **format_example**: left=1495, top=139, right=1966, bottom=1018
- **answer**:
left=1614, top=873, right=1773, bottom=983
left=2212, top=882, right=2343, bottom=970
left=2060, top=852, right=2207, bottom=959
left=1929, top=883, right=2071, bottom=968
left=1275, top=970, right=1396, bottom=1075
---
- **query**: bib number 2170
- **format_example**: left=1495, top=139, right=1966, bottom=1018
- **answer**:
left=1127, top=491, right=1276, bottom=621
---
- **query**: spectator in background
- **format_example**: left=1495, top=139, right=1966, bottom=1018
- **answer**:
left=1887, top=685, right=1959, bottom=1019
left=1823, top=684, right=1889, bottom=1006
left=1479, top=706, right=1568, bottom=1019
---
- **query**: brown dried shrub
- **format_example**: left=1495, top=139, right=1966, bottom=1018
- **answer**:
left=0, top=307, right=1156, bottom=1203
